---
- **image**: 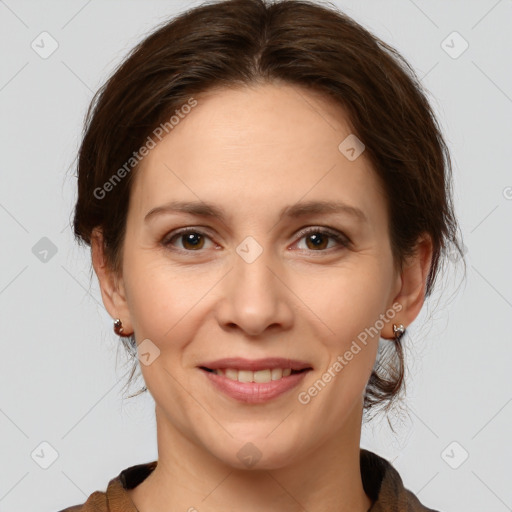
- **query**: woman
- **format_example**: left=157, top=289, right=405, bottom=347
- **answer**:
left=61, top=0, right=464, bottom=510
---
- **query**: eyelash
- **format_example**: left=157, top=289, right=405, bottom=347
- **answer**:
left=161, top=226, right=350, bottom=254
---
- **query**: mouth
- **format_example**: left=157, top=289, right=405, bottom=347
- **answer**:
left=197, top=358, right=313, bottom=403
left=199, top=366, right=310, bottom=383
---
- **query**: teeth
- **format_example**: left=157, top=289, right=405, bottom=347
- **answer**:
left=214, top=368, right=294, bottom=383
left=225, top=368, right=238, bottom=380
left=271, top=368, right=283, bottom=381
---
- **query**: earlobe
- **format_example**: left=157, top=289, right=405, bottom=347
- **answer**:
left=91, top=228, right=133, bottom=335
left=383, top=234, right=433, bottom=339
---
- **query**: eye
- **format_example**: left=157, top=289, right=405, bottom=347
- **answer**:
left=162, top=226, right=350, bottom=253
left=162, top=228, right=215, bottom=251
left=293, top=227, right=350, bottom=252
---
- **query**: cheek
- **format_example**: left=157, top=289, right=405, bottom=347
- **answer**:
left=293, top=262, right=390, bottom=345
left=122, top=253, right=220, bottom=348
left=125, top=274, right=184, bottom=338
left=292, top=262, right=389, bottom=404
left=296, top=277, right=385, bottom=426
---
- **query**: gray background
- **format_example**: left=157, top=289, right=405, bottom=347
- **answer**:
left=0, top=1, right=511, bottom=511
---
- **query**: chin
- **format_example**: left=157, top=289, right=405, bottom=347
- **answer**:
left=210, top=436, right=301, bottom=471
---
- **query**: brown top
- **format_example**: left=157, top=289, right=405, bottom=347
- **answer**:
left=58, top=448, right=441, bottom=512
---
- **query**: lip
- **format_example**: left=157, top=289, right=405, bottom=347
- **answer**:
left=198, top=357, right=313, bottom=372
left=200, top=367, right=311, bottom=404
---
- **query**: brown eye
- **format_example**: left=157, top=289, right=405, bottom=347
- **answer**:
left=163, top=229, right=213, bottom=251
left=295, top=227, right=349, bottom=252
left=304, top=233, right=329, bottom=250
left=180, top=232, right=205, bottom=250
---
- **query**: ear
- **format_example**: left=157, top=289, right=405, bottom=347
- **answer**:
left=91, top=227, right=133, bottom=336
left=382, top=233, right=433, bottom=339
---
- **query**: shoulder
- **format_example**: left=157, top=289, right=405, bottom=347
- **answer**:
left=56, top=460, right=157, bottom=512
left=56, top=490, right=108, bottom=511
left=360, top=448, right=442, bottom=512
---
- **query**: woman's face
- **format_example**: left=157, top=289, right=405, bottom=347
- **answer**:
left=96, top=83, right=416, bottom=469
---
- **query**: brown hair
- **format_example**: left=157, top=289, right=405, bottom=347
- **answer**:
left=72, top=0, right=465, bottom=416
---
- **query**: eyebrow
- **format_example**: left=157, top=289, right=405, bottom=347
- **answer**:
left=144, top=199, right=368, bottom=224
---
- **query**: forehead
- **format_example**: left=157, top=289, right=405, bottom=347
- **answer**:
left=128, top=83, right=386, bottom=227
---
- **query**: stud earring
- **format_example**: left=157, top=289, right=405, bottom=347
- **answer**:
left=113, top=318, right=131, bottom=337
left=392, top=323, right=406, bottom=340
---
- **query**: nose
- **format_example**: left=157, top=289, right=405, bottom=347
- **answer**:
left=215, top=246, right=294, bottom=337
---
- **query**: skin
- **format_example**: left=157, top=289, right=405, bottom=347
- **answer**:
left=92, top=82, right=433, bottom=512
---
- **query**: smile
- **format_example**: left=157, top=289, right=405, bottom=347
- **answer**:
left=199, top=367, right=311, bottom=403
left=200, top=367, right=308, bottom=383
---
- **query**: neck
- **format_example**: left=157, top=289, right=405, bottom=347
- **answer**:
left=128, top=403, right=373, bottom=512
